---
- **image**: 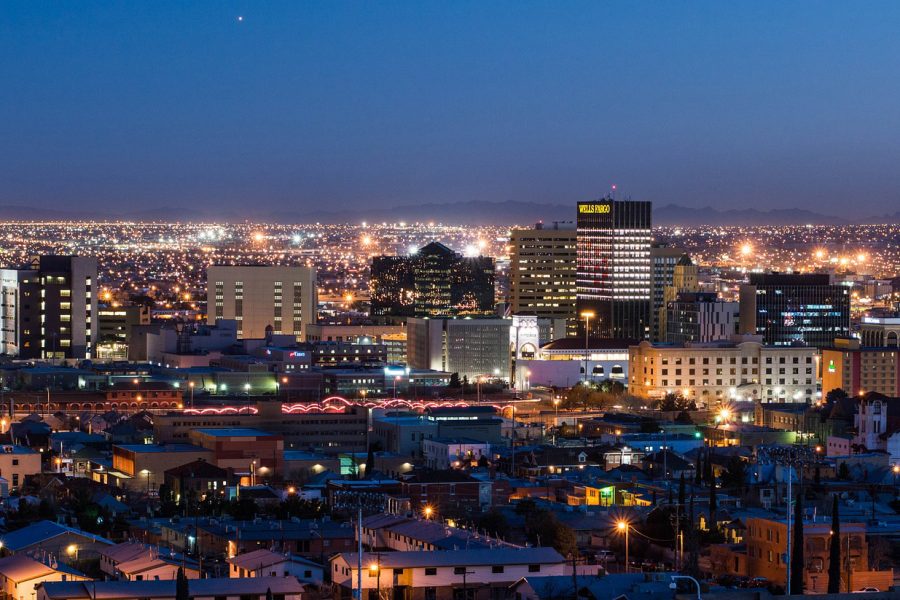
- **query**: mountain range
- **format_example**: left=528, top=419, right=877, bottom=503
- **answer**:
left=0, top=202, right=896, bottom=226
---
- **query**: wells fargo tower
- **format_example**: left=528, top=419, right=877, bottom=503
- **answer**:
left=576, top=199, right=652, bottom=339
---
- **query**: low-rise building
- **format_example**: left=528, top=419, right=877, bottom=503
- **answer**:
left=226, top=548, right=323, bottom=583
left=422, top=438, right=490, bottom=470
left=106, top=444, right=213, bottom=491
left=0, top=520, right=113, bottom=561
left=0, top=444, right=41, bottom=491
left=38, top=576, right=304, bottom=600
left=189, top=428, right=284, bottom=479
left=330, top=548, right=566, bottom=600
left=0, top=554, right=89, bottom=600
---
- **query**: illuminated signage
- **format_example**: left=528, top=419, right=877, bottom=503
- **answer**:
left=828, top=360, right=836, bottom=373
left=578, top=203, right=612, bottom=214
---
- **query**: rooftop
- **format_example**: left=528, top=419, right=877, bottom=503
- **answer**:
left=335, top=547, right=564, bottom=569
left=116, top=443, right=209, bottom=453
left=40, top=576, right=304, bottom=600
left=193, top=427, right=278, bottom=437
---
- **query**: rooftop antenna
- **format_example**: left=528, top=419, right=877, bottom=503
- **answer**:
left=611, top=184, right=617, bottom=200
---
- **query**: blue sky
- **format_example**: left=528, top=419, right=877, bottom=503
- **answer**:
left=3, top=1, right=900, bottom=216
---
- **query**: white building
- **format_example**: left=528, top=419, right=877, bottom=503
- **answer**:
left=422, top=438, right=490, bottom=470
left=629, top=336, right=819, bottom=406
left=38, top=577, right=304, bottom=600
left=855, top=394, right=898, bottom=452
left=227, top=549, right=323, bottom=584
left=514, top=337, right=630, bottom=389
left=0, top=554, right=89, bottom=600
left=207, top=265, right=317, bottom=340
left=407, top=317, right=510, bottom=382
left=331, top=548, right=565, bottom=598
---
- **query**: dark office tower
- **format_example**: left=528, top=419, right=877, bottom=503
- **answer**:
left=650, top=245, right=690, bottom=341
left=370, top=242, right=494, bottom=318
left=739, top=272, right=850, bottom=349
left=16, top=256, right=98, bottom=359
left=576, top=199, right=652, bottom=339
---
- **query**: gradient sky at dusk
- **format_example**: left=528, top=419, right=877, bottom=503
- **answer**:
left=3, top=1, right=900, bottom=217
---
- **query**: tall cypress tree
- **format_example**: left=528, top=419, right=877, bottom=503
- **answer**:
left=694, top=453, right=702, bottom=485
left=678, top=473, right=686, bottom=507
left=704, top=450, right=714, bottom=486
left=686, top=496, right=699, bottom=577
left=791, top=493, right=805, bottom=594
left=708, top=478, right=717, bottom=530
left=827, top=495, right=841, bottom=594
left=175, top=567, right=189, bottom=600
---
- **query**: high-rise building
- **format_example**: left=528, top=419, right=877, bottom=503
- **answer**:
left=656, top=254, right=699, bottom=341
left=370, top=242, right=494, bottom=318
left=665, top=292, right=739, bottom=344
left=0, top=269, right=28, bottom=356
left=821, top=337, right=900, bottom=397
left=407, top=317, right=509, bottom=382
left=576, top=199, right=652, bottom=340
left=508, top=222, right=577, bottom=333
left=739, top=273, right=850, bottom=348
left=2, top=256, right=99, bottom=359
left=206, top=265, right=317, bottom=340
left=96, top=304, right=151, bottom=360
left=650, top=246, right=692, bottom=341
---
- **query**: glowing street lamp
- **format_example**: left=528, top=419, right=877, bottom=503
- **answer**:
left=617, top=520, right=630, bottom=572
left=580, top=311, right=595, bottom=383
left=423, top=505, right=434, bottom=520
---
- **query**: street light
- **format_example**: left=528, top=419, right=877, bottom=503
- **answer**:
left=553, top=397, right=561, bottom=446
left=140, top=469, right=151, bottom=495
left=188, top=381, right=195, bottom=410
left=423, top=505, right=434, bottom=520
left=670, top=575, right=701, bottom=600
left=66, top=544, right=78, bottom=563
left=580, top=311, right=595, bottom=384
left=616, top=520, right=630, bottom=572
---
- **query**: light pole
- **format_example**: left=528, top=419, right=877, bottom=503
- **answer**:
left=141, top=469, right=151, bottom=495
left=617, top=520, right=630, bottom=573
left=580, top=311, right=595, bottom=384
left=670, top=575, right=701, bottom=600
left=369, top=558, right=381, bottom=600
left=188, top=381, right=195, bottom=410
left=393, top=375, right=401, bottom=399
left=553, top=397, right=560, bottom=446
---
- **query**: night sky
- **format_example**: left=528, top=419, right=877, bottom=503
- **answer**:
left=4, top=1, right=900, bottom=217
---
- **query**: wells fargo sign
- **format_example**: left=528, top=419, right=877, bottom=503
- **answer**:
left=578, top=203, right=612, bottom=214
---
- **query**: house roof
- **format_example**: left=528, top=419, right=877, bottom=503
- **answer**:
left=225, top=548, right=312, bottom=571
left=0, top=554, right=85, bottom=583
left=0, top=520, right=113, bottom=552
left=335, top=548, right=564, bottom=569
left=39, top=576, right=304, bottom=600
left=164, top=459, right=227, bottom=478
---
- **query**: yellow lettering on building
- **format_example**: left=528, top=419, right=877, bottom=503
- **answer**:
left=579, top=204, right=612, bottom=214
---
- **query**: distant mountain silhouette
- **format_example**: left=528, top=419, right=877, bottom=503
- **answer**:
left=651, top=204, right=851, bottom=226
left=0, top=201, right=888, bottom=226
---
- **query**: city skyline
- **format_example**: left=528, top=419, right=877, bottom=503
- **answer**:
left=6, top=2, right=900, bottom=218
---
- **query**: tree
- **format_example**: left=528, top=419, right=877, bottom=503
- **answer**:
left=694, top=454, right=702, bottom=485
left=675, top=410, right=693, bottom=424
left=678, top=473, right=686, bottom=507
left=720, top=456, right=746, bottom=493
left=704, top=450, right=714, bottom=486
left=827, top=495, right=841, bottom=594
left=708, top=478, right=717, bottom=529
left=476, top=509, right=509, bottom=538
left=825, top=388, right=848, bottom=403
left=175, top=567, right=189, bottom=600
left=530, top=511, right=577, bottom=558
left=448, top=373, right=461, bottom=389
left=266, top=588, right=274, bottom=600
left=685, top=496, right=699, bottom=578
left=791, top=493, right=804, bottom=594
left=837, top=462, right=851, bottom=480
